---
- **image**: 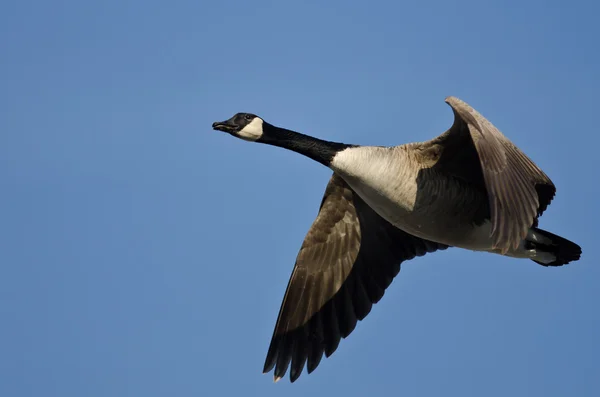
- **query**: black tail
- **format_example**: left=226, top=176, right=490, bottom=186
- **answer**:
left=530, top=227, right=582, bottom=267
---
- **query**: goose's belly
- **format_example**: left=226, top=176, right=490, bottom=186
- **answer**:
left=330, top=146, right=495, bottom=250
left=341, top=172, right=494, bottom=251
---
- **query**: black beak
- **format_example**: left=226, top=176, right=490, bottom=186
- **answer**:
left=212, top=119, right=237, bottom=133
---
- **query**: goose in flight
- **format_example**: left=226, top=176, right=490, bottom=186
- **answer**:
left=211, top=96, right=581, bottom=383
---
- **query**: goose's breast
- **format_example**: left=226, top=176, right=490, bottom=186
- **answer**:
left=355, top=177, right=492, bottom=249
left=331, top=147, right=420, bottom=221
left=331, top=146, right=491, bottom=248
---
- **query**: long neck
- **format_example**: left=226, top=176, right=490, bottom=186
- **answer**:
left=258, top=123, right=352, bottom=166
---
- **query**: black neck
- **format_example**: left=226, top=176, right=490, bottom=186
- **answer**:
left=257, top=123, right=352, bottom=166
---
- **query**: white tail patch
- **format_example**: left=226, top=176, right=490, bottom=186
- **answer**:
left=527, top=229, right=552, bottom=245
left=532, top=251, right=556, bottom=264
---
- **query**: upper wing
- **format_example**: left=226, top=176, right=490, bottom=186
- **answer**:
left=431, top=96, right=555, bottom=253
left=263, top=174, right=448, bottom=382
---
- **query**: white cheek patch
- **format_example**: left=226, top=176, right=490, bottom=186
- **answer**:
left=237, top=117, right=263, bottom=141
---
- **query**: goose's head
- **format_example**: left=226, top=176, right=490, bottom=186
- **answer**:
left=212, top=112, right=352, bottom=167
left=212, top=113, right=264, bottom=142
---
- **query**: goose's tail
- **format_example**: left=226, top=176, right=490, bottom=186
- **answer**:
left=528, top=227, right=582, bottom=266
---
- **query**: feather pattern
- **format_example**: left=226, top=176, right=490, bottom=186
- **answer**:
left=429, top=97, right=555, bottom=253
left=263, top=174, right=447, bottom=382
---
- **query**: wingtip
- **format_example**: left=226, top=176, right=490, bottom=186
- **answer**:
left=444, top=95, right=460, bottom=104
left=445, top=96, right=475, bottom=112
left=290, top=368, right=302, bottom=383
left=273, top=375, right=283, bottom=383
left=262, top=351, right=276, bottom=374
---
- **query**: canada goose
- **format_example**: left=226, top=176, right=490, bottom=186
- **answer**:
left=211, top=96, right=581, bottom=383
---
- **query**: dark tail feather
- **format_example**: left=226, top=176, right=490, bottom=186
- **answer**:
left=530, top=227, right=582, bottom=267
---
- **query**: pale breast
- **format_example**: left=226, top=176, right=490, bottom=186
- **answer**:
left=331, top=146, right=419, bottom=213
left=330, top=145, right=494, bottom=249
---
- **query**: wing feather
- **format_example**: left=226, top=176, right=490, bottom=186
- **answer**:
left=439, top=97, right=555, bottom=253
left=263, top=174, right=448, bottom=382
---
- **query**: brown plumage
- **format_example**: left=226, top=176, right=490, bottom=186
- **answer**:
left=263, top=175, right=447, bottom=382
left=432, top=97, right=555, bottom=253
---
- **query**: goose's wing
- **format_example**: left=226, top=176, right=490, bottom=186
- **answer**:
left=432, top=96, right=555, bottom=253
left=263, top=174, right=448, bottom=382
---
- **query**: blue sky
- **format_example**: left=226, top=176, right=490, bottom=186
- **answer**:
left=1, top=0, right=598, bottom=396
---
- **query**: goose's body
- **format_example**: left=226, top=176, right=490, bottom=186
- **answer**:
left=332, top=145, right=542, bottom=259
left=331, top=145, right=492, bottom=249
left=211, top=96, right=581, bottom=382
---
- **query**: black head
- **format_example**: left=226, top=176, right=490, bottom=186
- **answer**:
left=212, top=113, right=264, bottom=141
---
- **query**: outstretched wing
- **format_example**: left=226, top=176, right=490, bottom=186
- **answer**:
left=431, top=96, right=555, bottom=253
left=263, top=174, right=448, bottom=382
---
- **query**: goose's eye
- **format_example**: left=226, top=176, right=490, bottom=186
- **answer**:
left=244, top=114, right=253, bottom=121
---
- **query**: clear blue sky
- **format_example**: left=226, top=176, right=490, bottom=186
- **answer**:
left=1, top=0, right=598, bottom=396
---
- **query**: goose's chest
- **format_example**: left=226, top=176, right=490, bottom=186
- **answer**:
left=341, top=170, right=426, bottom=232
left=330, top=146, right=482, bottom=241
left=330, top=147, right=422, bottom=223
